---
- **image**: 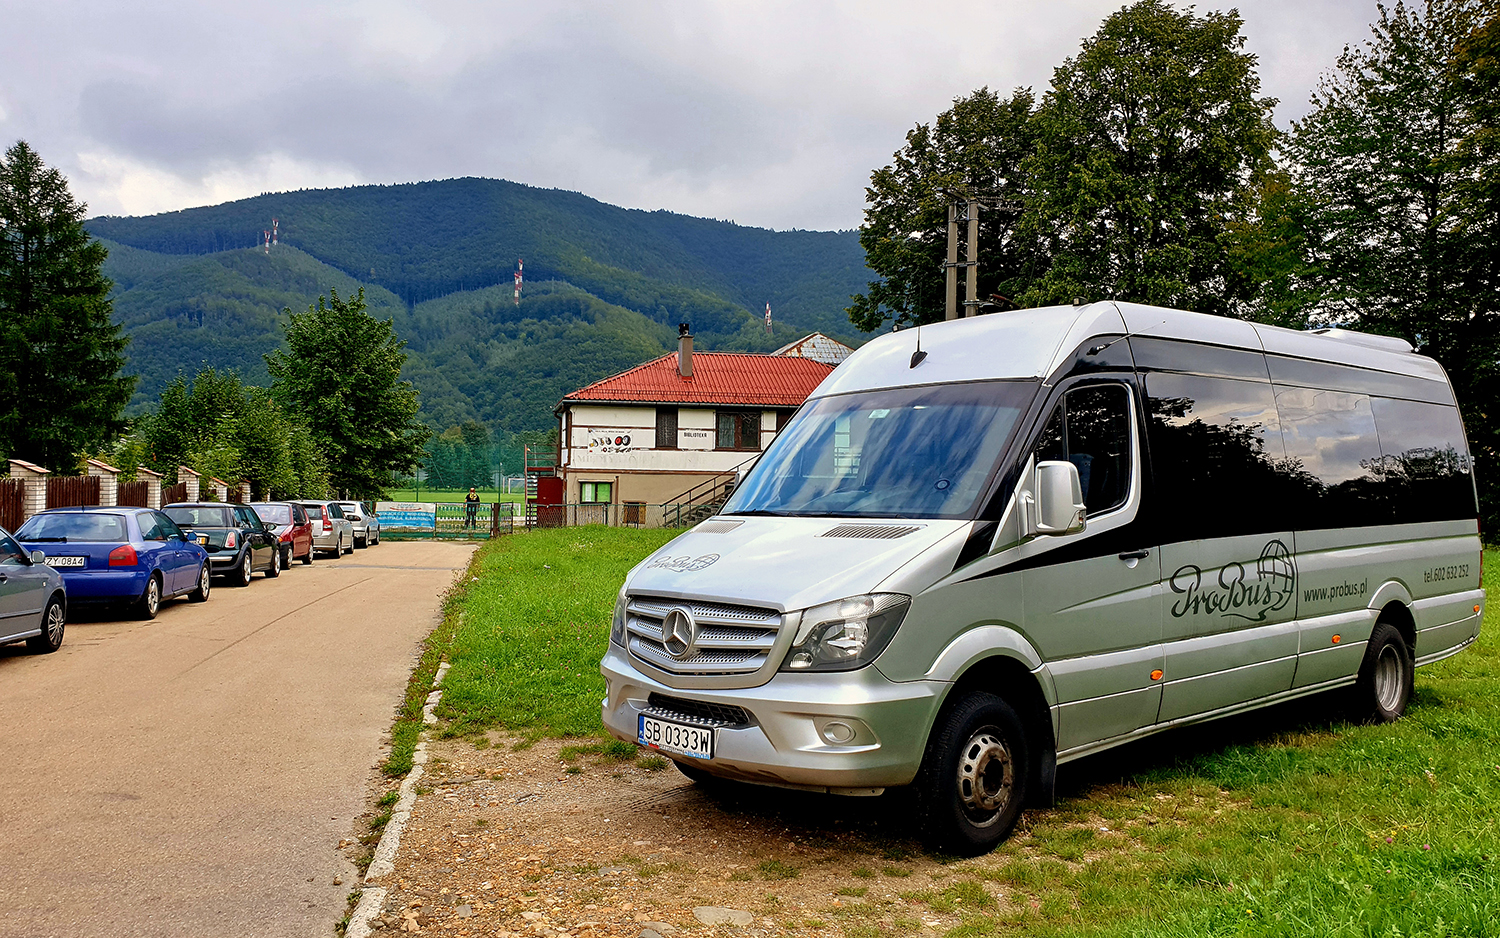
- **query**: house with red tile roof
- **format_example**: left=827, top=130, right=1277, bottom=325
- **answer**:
left=554, top=326, right=836, bottom=520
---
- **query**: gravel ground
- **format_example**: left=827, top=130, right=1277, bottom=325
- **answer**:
left=356, top=733, right=1027, bottom=937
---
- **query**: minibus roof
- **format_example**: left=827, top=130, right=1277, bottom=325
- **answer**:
left=813, top=301, right=1448, bottom=399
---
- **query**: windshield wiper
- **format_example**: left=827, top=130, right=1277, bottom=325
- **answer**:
left=724, top=509, right=786, bottom=517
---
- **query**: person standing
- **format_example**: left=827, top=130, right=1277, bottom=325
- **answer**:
left=464, top=487, right=481, bottom=528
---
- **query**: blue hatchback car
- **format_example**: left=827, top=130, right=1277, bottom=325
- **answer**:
left=15, top=506, right=212, bottom=619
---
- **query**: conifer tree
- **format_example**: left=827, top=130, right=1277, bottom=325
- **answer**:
left=0, top=141, right=134, bottom=471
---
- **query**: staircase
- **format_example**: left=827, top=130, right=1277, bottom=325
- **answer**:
left=664, top=456, right=757, bottom=527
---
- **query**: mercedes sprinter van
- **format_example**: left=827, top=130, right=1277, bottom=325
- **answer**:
left=600, top=301, right=1484, bottom=854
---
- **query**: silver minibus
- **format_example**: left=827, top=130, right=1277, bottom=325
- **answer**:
left=600, top=301, right=1484, bottom=854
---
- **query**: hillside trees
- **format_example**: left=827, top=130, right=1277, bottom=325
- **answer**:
left=266, top=288, right=430, bottom=498
left=0, top=141, right=134, bottom=470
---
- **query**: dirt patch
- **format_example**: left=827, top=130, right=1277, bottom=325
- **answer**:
left=360, top=734, right=1026, bottom=936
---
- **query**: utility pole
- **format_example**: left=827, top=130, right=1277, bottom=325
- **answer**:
left=943, top=199, right=981, bottom=319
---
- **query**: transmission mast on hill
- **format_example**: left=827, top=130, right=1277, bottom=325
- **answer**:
left=514, top=258, right=523, bottom=306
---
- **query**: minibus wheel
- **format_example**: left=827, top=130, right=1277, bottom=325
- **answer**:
left=1351, top=622, right=1414, bottom=723
left=916, top=692, right=1030, bottom=855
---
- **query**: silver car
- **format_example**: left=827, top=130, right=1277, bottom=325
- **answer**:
left=335, top=501, right=380, bottom=549
left=0, top=525, right=67, bottom=653
left=295, top=501, right=355, bottom=557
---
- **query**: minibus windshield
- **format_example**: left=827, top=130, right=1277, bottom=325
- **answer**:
left=723, top=380, right=1037, bottom=519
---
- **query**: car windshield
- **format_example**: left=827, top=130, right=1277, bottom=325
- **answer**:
left=252, top=504, right=292, bottom=524
left=165, top=506, right=232, bottom=527
left=723, top=380, right=1038, bottom=519
left=17, top=512, right=129, bottom=542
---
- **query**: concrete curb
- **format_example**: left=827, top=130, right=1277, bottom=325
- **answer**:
left=347, top=661, right=451, bottom=938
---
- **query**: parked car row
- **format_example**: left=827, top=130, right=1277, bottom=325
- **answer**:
left=0, top=499, right=383, bottom=654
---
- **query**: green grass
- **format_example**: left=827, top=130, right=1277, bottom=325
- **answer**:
left=431, top=529, right=1500, bottom=935
left=435, top=525, right=677, bottom=736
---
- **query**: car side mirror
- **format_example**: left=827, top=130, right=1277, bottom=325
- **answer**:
left=29, top=549, right=45, bottom=565
left=1034, top=460, right=1086, bottom=535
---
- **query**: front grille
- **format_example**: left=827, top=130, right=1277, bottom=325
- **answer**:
left=625, top=596, right=781, bottom=675
left=646, top=693, right=752, bottom=726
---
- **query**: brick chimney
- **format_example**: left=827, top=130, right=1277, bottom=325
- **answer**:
left=677, top=323, right=694, bottom=378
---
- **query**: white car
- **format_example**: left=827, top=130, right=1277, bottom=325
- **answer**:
left=335, top=501, right=380, bottom=548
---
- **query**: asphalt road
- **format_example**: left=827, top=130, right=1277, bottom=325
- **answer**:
left=0, top=539, right=476, bottom=938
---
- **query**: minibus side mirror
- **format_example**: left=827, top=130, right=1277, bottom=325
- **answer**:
left=1034, top=460, right=1086, bottom=536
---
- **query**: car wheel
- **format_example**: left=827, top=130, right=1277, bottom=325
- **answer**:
left=355, top=532, right=367, bottom=549
left=1350, top=622, right=1414, bottom=723
left=265, top=545, right=281, bottom=578
left=280, top=545, right=292, bottom=570
left=188, top=564, right=211, bottom=602
left=137, top=575, right=163, bottom=620
left=343, top=535, right=353, bottom=555
left=915, top=692, right=1030, bottom=856
left=235, top=550, right=254, bottom=587
left=371, top=529, right=379, bottom=546
left=26, top=596, right=65, bottom=653
left=302, top=544, right=314, bottom=565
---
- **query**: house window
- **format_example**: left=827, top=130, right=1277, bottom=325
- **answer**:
left=655, top=408, right=678, bottom=449
left=580, top=481, right=612, bottom=504
left=716, top=411, right=760, bottom=450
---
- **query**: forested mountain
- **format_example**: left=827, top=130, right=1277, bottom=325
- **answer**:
left=89, top=177, right=873, bottom=432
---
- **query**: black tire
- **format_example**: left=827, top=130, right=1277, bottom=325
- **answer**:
left=136, top=574, right=163, bottom=620
left=280, top=545, right=292, bottom=570
left=26, top=595, right=65, bottom=653
left=265, top=545, right=281, bottom=578
left=301, top=543, right=314, bottom=565
left=234, top=550, right=254, bottom=587
left=371, top=529, right=379, bottom=546
left=355, top=532, right=367, bottom=549
left=914, top=692, right=1031, bottom=856
left=342, top=535, right=353, bottom=555
left=1350, top=622, right=1414, bottom=723
left=188, top=563, right=211, bottom=602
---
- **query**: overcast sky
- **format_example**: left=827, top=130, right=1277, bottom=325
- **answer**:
left=1, top=1, right=1378, bottom=232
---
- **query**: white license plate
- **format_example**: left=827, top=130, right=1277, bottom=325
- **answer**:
left=45, top=556, right=86, bottom=567
left=638, top=714, right=714, bottom=760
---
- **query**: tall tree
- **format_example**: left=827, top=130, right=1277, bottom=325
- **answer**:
left=266, top=288, right=430, bottom=498
left=0, top=141, right=134, bottom=471
left=1285, top=0, right=1500, bottom=526
left=1017, top=1, right=1277, bottom=312
left=847, top=88, right=1038, bottom=331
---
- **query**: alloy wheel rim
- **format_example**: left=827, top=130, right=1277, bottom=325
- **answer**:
left=200, top=567, right=210, bottom=595
left=147, top=579, right=160, bottom=613
left=243, top=554, right=252, bottom=579
left=46, top=602, right=64, bottom=643
left=956, top=728, right=1013, bottom=826
left=1374, top=644, right=1403, bottom=711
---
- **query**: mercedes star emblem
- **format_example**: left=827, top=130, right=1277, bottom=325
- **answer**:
left=662, top=607, right=697, bottom=660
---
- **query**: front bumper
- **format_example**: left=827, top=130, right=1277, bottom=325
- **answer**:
left=600, top=645, right=944, bottom=792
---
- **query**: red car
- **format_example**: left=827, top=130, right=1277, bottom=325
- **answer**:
left=249, top=502, right=315, bottom=568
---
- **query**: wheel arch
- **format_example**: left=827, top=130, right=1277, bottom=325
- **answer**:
left=936, top=653, right=1058, bottom=809
left=1375, top=599, right=1417, bottom=654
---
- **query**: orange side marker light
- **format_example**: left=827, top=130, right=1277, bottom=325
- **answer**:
left=1332, top=634, right=1341, bottom=644
left=1150, top=669, right=1164, bottom=681
left=1476, top=605, right=1482, bottom=614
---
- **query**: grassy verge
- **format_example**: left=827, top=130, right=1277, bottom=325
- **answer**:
left=434, top=530, right=1500, bottom=935
left=435, top=525, right=677, bottom=737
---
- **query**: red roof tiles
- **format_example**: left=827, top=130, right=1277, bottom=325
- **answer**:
left=561, top=352, right=834, bottom=407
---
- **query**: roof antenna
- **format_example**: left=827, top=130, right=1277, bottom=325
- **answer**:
left=1088, top=318, right=1167, bottom=356
left=910, top=322, right=927, bottom=368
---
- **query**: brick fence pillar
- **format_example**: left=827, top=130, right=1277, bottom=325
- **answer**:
left=8, top=459, right=51, bottom=522
left=136, top=467, right=164, bottom=509
left=86, top=458, right=121, bottom=506
left=178, top=466, right=201, bottom=502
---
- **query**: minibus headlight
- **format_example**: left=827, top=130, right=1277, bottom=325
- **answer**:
left=610, top=585, right=629, bottom=648
left=781, top=593, right=910, bottom=672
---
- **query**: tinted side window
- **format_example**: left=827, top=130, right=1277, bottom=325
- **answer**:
left=0, top=531, right=25, bottom=565
left=155, top=512, right=184, bottom=539
left=1145, top=373, right=1289, bottom=540
left=1274, top=387, right=1386, bottom=528
left=137, top=512, right=165, bottom=541
left=328, top=504, right=345, bottom=519
left=1372, top=398, right=1476, bottom=523
left=293, top=505, right=308, bottom=525
left=1035, top=384, right=1132, bottom=515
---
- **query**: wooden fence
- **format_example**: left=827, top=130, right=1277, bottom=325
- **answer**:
left=162, top=482, right=188, bottom=504
left=0, top=479, right=23, bottom=532
left=118, top=480, right=152, bottom=508
left=45, top=475, right=101, bottom=509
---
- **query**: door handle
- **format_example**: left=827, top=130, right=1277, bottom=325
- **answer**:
left=1118, top=549, right=1150, bottom=561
